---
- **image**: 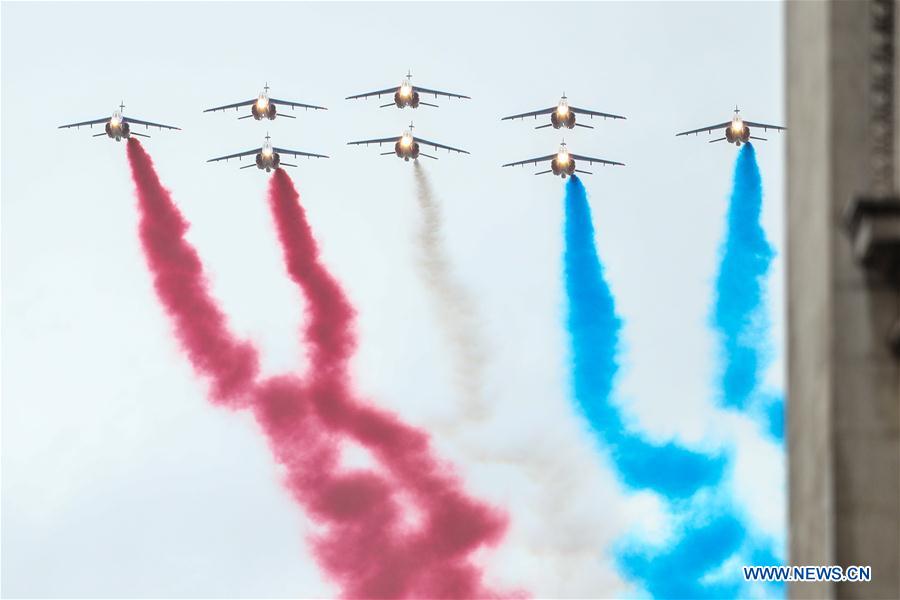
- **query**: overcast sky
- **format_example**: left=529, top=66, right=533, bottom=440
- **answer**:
left=2, top=2, right=784, bottom=597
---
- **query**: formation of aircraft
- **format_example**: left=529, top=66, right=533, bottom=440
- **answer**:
left=346, top=71, right=470, bottom=109
left=204, top=83, right=327, bottom=121
left=58, top=79, right=785, bottom=174
left=503, top=141, right=625, bottom=178
left=58, top=103, right=180, bottom=141
left=347, top=123, right=468, bottom=161
left=502, top=94, right=626, bottom=130
left=676, top=106, right=786, bottom=146
left=501, top=90, right=625, bottom=177
left=207, top=134, right=328, bottom=172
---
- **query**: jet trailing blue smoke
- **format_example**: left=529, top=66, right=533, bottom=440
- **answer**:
left=563, top=176, right=724, bottom=499
left=711, top=143, right=777, bottom=422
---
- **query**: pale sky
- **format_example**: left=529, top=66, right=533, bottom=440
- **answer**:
left=2, top=2, right=785, bottom=597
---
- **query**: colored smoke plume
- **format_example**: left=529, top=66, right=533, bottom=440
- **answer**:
left=266, top=169, right=511, bottom=600
left=563, top=175, right=723, bottom=498
left=127, top=138, right=258, bottom=405
left=411, top=164, right=638, bottom=596
left=127, top=139, right=513, bottom=599
left=560, top=174, right=773, bottom=597
left=412, top=162, right=487, bottom=420
left=711, top=143, right=776, bottom=418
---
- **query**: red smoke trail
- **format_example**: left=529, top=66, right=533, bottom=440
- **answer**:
left=126, top=139, right=511, bottom=598
left=127, top=139, right=258, bottom=405
left=266, top=169, right=510, bottom=599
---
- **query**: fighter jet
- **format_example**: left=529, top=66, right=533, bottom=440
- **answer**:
left=502, top=94, right=626, bottom=129
left=502, top=141, right=624, bottom=178
left=207, top=134, right=328, bottom=172
left=346, top=71, right=469, bottom=109
left=58, top=103, right=180, bottom=141
left=204, top=83, right=327, bottom=120
left=347, top=122, right=469, bottom=161
left=676, top=106, right=785, bottom=146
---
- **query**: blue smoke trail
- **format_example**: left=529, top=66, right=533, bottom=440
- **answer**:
left=564, top=175, right=723, bottom=499
left=619, top=506, right=785, bottom=599
left=712, top=144, right=777, bottom=420
left=765, top=394, right=784, bottom=441
left=620, top=512, right=745, bottom=599
left=708, top=144, right=786, bottom=582
left=563, top=175, right=784, bottom=597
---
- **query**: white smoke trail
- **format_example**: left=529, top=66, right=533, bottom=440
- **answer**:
left=411, top=163, right=644, bottom=597
left=413, top=162, right=488, bottom=422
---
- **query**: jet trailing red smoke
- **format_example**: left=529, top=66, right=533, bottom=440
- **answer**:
left=126, top=139, right=513, bottom=599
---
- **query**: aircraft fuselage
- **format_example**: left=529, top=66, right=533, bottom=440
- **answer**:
left=392, top=80, right=421, bottom=108
left=724, top=118, right=751, bottom=146
left=105, top=115, right=130, bottom=141
left=251, top=96, right=278, bottom=120
left=255, top=149, right=281, bottom=171
left=551, top=151, right=577, bottom=178
left=550, top=105, right=577, bottom=129
left=394, top=135, right=420, bottom=160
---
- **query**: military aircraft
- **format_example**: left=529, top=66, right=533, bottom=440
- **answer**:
left=502, top=141, right=624, bottom=178
left=204, top=83, right=326, bottom=120
left=58, top=103, right=180, bottom=141
left=502, top=94, right=626, bottom=129
left=676, top=106, right=786, bottom=146
left=207, top=134, right=328, bottom=172
left=346, top=71, right=469, bottom=109
left=347, top=122, right=469, bottom=161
